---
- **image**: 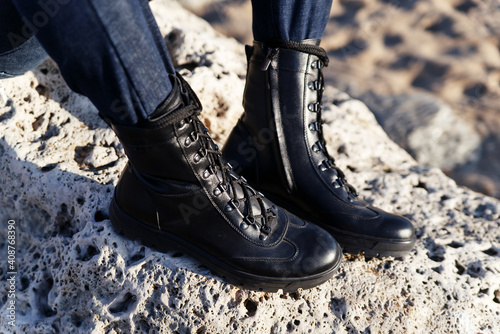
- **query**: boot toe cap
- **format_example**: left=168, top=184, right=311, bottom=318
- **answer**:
left=286, top=213, right=343, bottom=277
left=377, top=210, right=416, bottom=241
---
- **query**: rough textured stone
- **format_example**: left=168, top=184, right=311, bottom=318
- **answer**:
left=0, top=1, right=499, bottom=333
left=360, top=92, right=482, bottom=171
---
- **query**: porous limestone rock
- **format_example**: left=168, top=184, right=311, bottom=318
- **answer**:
left=0, top=1, right=499, bottom=333
left=360, top=92, right=482, bottom=171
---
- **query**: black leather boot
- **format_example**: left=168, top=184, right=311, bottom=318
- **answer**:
left=222, top=40, right=416, bottom=258
left=107, top=73, right=342, bottom=292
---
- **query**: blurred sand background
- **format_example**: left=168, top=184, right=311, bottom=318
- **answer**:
left=178, top=0, right=500, bottom=199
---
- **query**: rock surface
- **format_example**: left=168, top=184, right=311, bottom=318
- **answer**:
left=360, top=92, right=481, bottom=171
left=0, top=0, right=499, bottom=333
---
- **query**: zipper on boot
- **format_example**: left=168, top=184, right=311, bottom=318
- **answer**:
left=261, top=48, right=277, bottom=71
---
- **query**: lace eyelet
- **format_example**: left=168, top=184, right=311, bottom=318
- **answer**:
left=189, top=131, right=199, bottom=141
left=332, top=180, right=341, bottom=188
left=319, top=160, right=331, bottom=172
left=348, top=185, right=358, bottom=197
left=241, top=217, right=253, bottom=230
left=259, top=225, right=271, bottom=240
left=228, top=170, right=239, bottom=180
left=224, top=203, right=234, bottom=212
left=202, top=169, right=211, bottom=179
left=308, top=81, right=321, bottom=91
left=308, top=103, right=319, bottom=112
left=193, top=153, right=201, bottom=163
left=213, top=184, right=226, bottom=196
left=311, top=60, right=323, bottom=69
left=184, top=137, right=191, bottom=146
left=335, top=168, right=345, bottom=179
left=178, top=119, right=188, bottom=130
left=309, top=122, right=319, bottom=131
left=312, top=141, right=324, bottom=153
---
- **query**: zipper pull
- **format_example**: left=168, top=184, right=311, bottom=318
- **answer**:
left=261, top=48, right=277, bottom=71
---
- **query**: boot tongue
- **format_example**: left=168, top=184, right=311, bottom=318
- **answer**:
left=148, top=75, right=187, bottom=121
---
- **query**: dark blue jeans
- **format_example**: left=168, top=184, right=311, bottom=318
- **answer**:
left=1, top=0, right=332, bottom=125
left=0, top=0, right=48, bottom=78
left=251, top=0, right=333, bottom=42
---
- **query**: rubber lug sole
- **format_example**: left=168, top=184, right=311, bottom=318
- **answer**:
left=109, top=196, right=341, bottom=292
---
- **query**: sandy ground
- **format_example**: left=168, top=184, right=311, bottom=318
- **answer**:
left=179, top=0, right=500, bottom=199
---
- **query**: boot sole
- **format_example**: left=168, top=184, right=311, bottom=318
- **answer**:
left=262, top=192, right=416, bottom=258
left=109, top=196, right=341, bottom=292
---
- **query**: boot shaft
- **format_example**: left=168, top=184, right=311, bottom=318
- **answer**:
left=225, top=40, right=328, bottom=196
left=241, top=40, right=323, bottom=137
left=108, top=74, right=202, bottom=182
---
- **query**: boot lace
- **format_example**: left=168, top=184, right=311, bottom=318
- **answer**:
left=312, top=53, right=359, bottom=199
left=187, top=114, right=276, bottom=239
